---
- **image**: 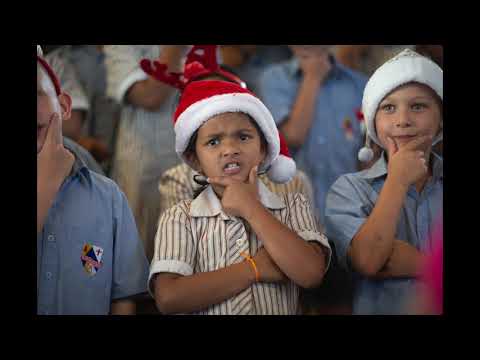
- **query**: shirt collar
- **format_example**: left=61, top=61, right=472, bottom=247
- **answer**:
left=62, top=137, right=92, bottom=185
left=431, top=152, right=443, bottom=181
left=189, top=180, right=286, bottom=220
left=360, top=151, right=444, bottom=181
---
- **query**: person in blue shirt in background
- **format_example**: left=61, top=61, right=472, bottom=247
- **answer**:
left=324, top=49, right=443, bottom=314
left=37, top=46, right=149, bottom=315
left=260, top=45, right=367, bottom=227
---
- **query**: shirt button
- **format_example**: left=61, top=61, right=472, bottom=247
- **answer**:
left=236, top=238, right=245, bottom=247
left=47, top=234, right=55, bottom=242
left=46, top=272, right=53, bottom=280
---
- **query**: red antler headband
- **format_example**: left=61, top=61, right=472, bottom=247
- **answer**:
left=140, top=45, right=245, bottom=90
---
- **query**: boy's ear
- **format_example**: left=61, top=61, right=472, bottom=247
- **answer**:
left=58, top=92, right=72, bottom=121
left=185, top=152, right=202, bottom=173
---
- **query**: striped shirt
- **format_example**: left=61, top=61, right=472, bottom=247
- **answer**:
left=149, top=181, right=331, bottom=315
left=158, top=163, right=319, bottom=223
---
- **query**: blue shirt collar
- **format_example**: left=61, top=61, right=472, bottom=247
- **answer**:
left=62, top=138, right=92, bottom=186
left=360, top=151, right=444, bottom=181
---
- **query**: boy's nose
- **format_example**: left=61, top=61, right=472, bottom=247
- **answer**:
left=395, top=110, right=412, bottom=128
left=221, top=140, right=240, bottom=157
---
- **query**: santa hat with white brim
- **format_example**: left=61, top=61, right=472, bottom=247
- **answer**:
left=173, top=80, right=296, bottom=183
left=358, top=48, right=443, bottom=162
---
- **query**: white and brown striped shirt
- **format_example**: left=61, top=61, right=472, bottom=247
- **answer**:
left=149, top=181, right=330, bottom=315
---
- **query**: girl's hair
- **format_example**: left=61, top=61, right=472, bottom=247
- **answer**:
left=184, top=113, right=268, bottom=198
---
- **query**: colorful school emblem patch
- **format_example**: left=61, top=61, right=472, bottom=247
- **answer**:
left=81, top=244, right=104, bottom=276
left=342, top=117, right=354, bottom=141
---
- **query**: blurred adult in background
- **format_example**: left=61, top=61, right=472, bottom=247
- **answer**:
left=103, top=45, right=190, bottom=261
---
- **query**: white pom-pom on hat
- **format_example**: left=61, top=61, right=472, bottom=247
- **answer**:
left=358, top=146, right=374, bottom=163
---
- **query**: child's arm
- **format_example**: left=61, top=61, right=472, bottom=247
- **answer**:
left=110, top=298, right=136, bottom=315
left=37, top=113, right=74, bottom=234
left=374, top=240, right=426, bottom=279
left=348, top=135, right=431, bottom=277
left=153, top=247, right=286, bottom=314
left=208, top=167, right=328, bottom=289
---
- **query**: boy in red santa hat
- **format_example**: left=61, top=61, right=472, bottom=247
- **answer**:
left=142, top=45, right=331, bottom=314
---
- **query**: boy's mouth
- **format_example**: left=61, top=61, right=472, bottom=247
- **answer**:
left=223, top=161, right=241, bottom=175
left=393, top=134, right=417, bottom=143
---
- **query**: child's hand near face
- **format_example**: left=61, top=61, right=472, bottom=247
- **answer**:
left=386, top=135, right=432, bottom=189
left=207, top=165, right=261, bottom=219
left=37, top=113, right=75, bottom=182
left=296, top=47, right=332, bottom=82
left=253, top=247, right=288, bottom=283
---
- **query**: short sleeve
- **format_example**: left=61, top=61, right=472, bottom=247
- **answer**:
left=259, top=65, right=294, bottom=126
left=285, top=193, right=331, bottom=270
left=148, top=202, right=197, bottom=296
left=104, top=45, right=149, bottom=104
left=324, top=174, right=373, bottom=271
left=111, top=186, right=150, bottom=300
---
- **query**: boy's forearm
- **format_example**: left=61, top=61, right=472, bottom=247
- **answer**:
left=155, top=261, right=255, bottom=314
left=110, top=298, right=136, bottom=315
left=126, top=46, right=186, bottom=111
left=374, top=240, right=425, bottom=279
left=349, top=176, right=408, bottom=276
left=280, top=76, right=322, bottom=147
left=243, top=202, right=326, bottom=288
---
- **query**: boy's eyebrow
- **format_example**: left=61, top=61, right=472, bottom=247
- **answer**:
left=201, top=128, right=255, bottom=139
left=381, top=95, right=433, bottom=104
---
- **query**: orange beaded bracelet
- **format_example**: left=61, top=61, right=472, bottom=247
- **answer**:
left=240, top=251, right=259, bottom=283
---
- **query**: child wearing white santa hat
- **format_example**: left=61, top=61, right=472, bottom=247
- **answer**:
left=143, top=45, right=331, bottom=314
left=325, top=48, right=443, bottom=314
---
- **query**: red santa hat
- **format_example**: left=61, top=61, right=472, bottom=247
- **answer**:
left=140, top=45, right=296, bottom=183
left=36, top=45, right=62, bottom=96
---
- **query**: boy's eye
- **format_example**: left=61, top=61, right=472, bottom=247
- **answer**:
left=239, top=134, right=251, bottom=141
left=206, top=138, right=220, bottom=146
left=381, top=104, right=395, bottom=113
left=411, top=103, right=427, bottom=111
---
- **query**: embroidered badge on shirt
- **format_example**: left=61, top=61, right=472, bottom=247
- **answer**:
left=81, top=244, right=104, bottom=276
left=342, top=117, right=354, bottom=140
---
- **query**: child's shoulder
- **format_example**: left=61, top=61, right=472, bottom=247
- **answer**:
left=160, top=199, right=194, bottom=219
left=330, top=170, right=374, bottom=195
left=280, top=191, right=311, bottom=208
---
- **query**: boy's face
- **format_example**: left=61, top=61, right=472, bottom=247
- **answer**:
left=37, top=64, right=71, bottom=153
left=189, top=112, right=266, bottom=186
left=289, top=45, right=332, bottom=58
left=375, top=82, right=442, bottom=155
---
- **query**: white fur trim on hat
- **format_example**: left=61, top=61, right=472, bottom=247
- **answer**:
left=362, top=48, right=443, bottom=149
left=175, top=92, right=280, bottom=174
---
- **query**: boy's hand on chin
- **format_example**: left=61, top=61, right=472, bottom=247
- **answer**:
left=208, top=166, right=260, bottom=219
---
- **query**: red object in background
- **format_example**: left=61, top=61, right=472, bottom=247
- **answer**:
left=355, top=108, right=364, bottom=122
left=421, top=222, right=443, bottom=314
